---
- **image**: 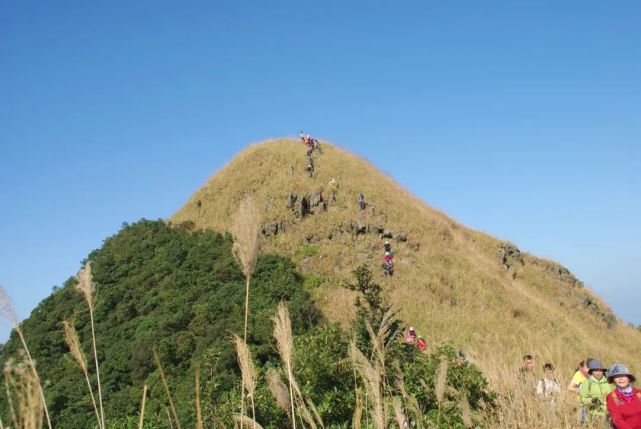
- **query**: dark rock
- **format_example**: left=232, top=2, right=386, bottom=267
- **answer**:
left=383, top=230, right=394, bottom=238
left=297, top=196, right=310, bottom=218
left=355, top=221, right=367, bottom=235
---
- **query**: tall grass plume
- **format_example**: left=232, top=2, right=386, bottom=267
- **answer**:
left=75, top=262, right=105, bottom=429
left=62, top=319, right=101, bottom=429
left=0, top=285, right=52, bottom=429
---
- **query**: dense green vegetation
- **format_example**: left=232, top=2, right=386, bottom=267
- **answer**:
left=0, top=220, right=494, bottom=428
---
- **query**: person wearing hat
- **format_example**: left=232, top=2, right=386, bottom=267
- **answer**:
left=405, top=327, right=416, bottom=346
left=579, top=359, right=613, bottom=422
left=606, top=363, right=641, bottom=429
left=383, top=241, right=391, bottom=253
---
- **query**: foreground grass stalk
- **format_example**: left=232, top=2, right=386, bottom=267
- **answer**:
left=272, top=302, right=296, bottom=429
left=231, top=196, right=260, bottom=427
left=138, top=384, right=147, bottom=429
left=233, top=335, right=257, bottom=429
left=0, top=286, right=52, bottom=429
left=195, top=366, right=203, bottom=429
left=154, top=349, right=182, bottom=429
left=76, top=262, right=105, bottom=429
left=63, top=320, right=101, bottom=429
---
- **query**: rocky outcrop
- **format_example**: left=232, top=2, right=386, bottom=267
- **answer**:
left=498, top=243, right=523, bottom=279
left=261, top=220, right=290, bottom=237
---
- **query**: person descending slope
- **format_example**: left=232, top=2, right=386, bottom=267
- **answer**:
left=384, top=241, right=391, bottom=253
left=579, top=359, right=613, bottom=424
left=383, top=251, right=394, bottom=277
left=606, top=364, right=641, bottom=429
left=358, top=194, right=366, bottom=210
left=306, top=156, right=314, bottom=178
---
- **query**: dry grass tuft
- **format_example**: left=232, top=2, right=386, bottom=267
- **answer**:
left=75, top=262, right=105, bottom=429
left=153, top=349, right=182, bottom=429
left=234, top=413, right=265, bottom=429
left=266, top=368, right=290, bottom=416
left=3, top=354, right=44, bottom=429
left=138, top=384, right=147, bottom=429
left=272, top=301, right=296, bottom=428
left=435, top=357, right=449, bottom=405
left=76, top=262, right=95, bottom=309
left=349, top=342, right=384, bottom=429
left=194, top=366, right=203, bottom=429
left=0, top=285, right=52, bottom=429
left=233, top=334, right=257, bottom=428
left=391, top=396, right=406, bottom=428
left=459, top=395, right=473, bottom=428
left=62, top=319, right=101, bottom=429
left=232, top=195, right=261, bottom=280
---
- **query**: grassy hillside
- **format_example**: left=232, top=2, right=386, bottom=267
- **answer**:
left=173, top=138, right=641, bottom=385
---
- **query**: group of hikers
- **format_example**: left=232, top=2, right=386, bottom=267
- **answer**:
left=299, top=131, right=321, bottom=177
left=520, top=354, right=641, bottom=428
left=299, top=133, right=394, bottom=278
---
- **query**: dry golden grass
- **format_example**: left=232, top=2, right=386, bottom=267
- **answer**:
left=173, top=138, right=641, bottom=426
left=233, top=334, right=257, bottom=429
left=62, top=319, right=101, bottom=429
left=138, top=384, right=147, bottom=429
left=153, top=349, right=182, bottom=429
left=266, top=368, right=290, bottom=417
left=272, top=301, right=297, bottom=428
left=3, top=354, right=44, bottom=429
left=75, top=262, right=105, bottom=429
left=0, top=286, right=52, bottom=429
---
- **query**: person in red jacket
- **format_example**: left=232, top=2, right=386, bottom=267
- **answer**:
left=606, top=363, right=641, bottom=429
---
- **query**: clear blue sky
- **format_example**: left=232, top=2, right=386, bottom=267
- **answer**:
left=1, top=1, right=640, bottom=341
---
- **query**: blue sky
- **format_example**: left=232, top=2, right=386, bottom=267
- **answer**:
left=1, top=1, right=639, bottom=341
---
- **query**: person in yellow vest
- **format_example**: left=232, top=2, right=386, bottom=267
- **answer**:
left=579, top=359, right=613, bottom=424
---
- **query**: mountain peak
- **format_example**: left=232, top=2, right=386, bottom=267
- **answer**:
left=173, top=138, right=641, bottom=378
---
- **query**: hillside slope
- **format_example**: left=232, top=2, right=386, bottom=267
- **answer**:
left=173, top=138, right=641, bottom=382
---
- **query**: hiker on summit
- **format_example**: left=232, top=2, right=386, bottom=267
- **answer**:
left=579, top=359, right=613, bottom=423
left=519, top=354, right=536, bottom=384
left=358, top=194, right=366, bottom=210
left=536, top=363, right=561, bottom=400
left=606, top=364, right=641, bottom=429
